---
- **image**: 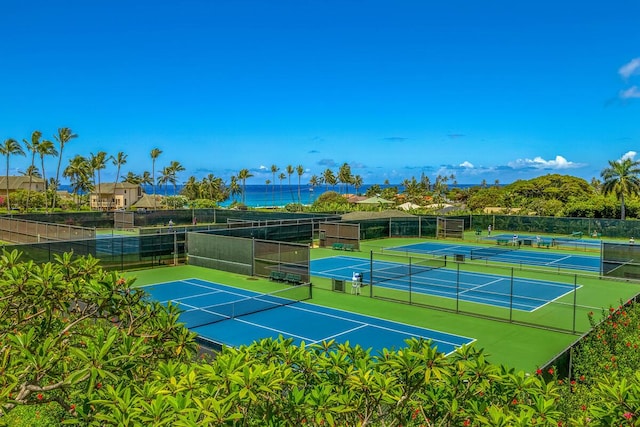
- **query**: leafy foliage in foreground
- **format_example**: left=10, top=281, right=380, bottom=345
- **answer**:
left=2, top=251, right=640, bottom=426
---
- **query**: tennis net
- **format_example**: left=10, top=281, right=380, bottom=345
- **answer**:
left=363, top=257, right=447, bottom=285
left=469, top=245, right=518, bottom=260
left=180, top=283, right=312, bottom=329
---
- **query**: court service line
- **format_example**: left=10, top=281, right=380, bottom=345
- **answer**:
left=286, top=303, right=473, bottom=342
left=233, top=318, right=316, bottom=342
left=458, top=278, right=504, bottom=295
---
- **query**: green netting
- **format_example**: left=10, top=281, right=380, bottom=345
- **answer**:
left=602, top=242, right=640, bottom=279
left=187, top=233, right=253, bottom=275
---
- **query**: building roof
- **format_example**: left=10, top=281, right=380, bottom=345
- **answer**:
left=0, top=176, right=45, bottom=189
left=132, top=193, right=164, bottom=209
left=93, top=182, right=141, bottom=193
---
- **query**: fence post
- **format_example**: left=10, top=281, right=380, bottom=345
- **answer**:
left=573, top=274, right=578, bottom=333
left=369, top=250, right=374, bottom=298
left=509, top=268, right=514, bottom=323
left=456, top=262, right=460, bottom=313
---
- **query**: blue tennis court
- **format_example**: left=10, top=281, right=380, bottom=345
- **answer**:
left=386, top=241, right=600, bottom=272
left=311, top=256, right=580, bottom=312
left=143, top=278, right=473, bottom=354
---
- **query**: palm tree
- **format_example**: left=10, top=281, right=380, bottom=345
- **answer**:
left=601, top=157, right=640, bottom=220
left=229, top=175, right=241, bottom=203
left=337, top=163, right=353, bottom=194
left=309, top=174, right=320, bottom=204
left=53, top=127, right=78, bottom=210
left=36, top=139, right=58, bottom=213
left=167, top=161, right=185, bottom=197
left=278, top=172, right=286, bottom=204
left=150, top=148, right=162, bottom=210
left=63, top=155, right=91, bottom=207
left=270, top=164, right=279, bottom=206
left=110, top=152, right=128, bottom=210
left=122, top=171, right=143, bottom=185
left=296, top=165, right=304, bottom=204
left=238, top=168, right=254, bottom=204
left=23, top=130, right=42, bottom=211
left=89, top=151, right=107, bottom=210
left=286, top=165, right=294, bottom=202
left=322, top=169, right=336, bottom=191
left=353, top=175, right=363, bottom=195
left=158, top=166, right=172, bottom=198
left=0, top=139, right=25, bottom=212
left=140, top=171, right=153, bottom=187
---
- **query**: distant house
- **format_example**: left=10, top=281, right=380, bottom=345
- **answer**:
left=90, top=182, right=142, bottom=211
left=0, top=176, right=46, bottom=194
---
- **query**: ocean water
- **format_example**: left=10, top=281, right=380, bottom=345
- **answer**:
left=140, top=184, right=395, bottom=207
left=64, top=183, right=479, bottom=208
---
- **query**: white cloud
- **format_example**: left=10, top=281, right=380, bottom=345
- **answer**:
left=259, top=165, right=267, bottom=170
left=620, top=86, right=640, bottom=99
left=508, top=155, right=579, bottom=170
left=459, top=161, right=474, bottom=168
left=619, top=58, right=640, bottom=80
left=621, top=151, right=637, bottom=161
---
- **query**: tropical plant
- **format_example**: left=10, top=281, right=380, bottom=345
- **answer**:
left=52, top=127, right=78, bottom=210
left=0, top=138, right=25, bottom=211
left=270, top=164, right=279, bottom=206
left=110, top=151, right=128, bottom=210
left=36, top=139, right=58, bottom=213
left=167, top=160, right=185, bottom=197
left=337, top=162, right=353, bottom=194
left=150, top=148, right=162, bottom=210
left=238, top=168, right=253, bottom=204
left=286, top=164, right=294, bottom=202
left=601, top=157, right=640, bottom=220
left=296, top=164, right=304, bottom=204
left=22, top=130, right=42, bottom=211
left=63, top=155, right=92, bottom=207
left=0, top=250, right=196, bottom=424
left=322, top=168, right=336, bottom=191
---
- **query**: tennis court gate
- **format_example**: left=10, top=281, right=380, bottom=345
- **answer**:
left=114, top=211, right=134, bottom=230
left=187, top=232, right=310, bottom=283
left=318, top=222, right=360, bottom=250
left=601, top=242, right=640, bottom=280
left=0, top=216, right=96, bottom=243
left=436, top=217, right=464, bottom=239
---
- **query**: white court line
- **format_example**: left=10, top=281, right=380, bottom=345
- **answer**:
left=285, top=303, right=474, bottom=345
left=547, top=255, right=572, bottom=265
left=458, top=278, right=505, bottom=295
left=312, top=324, right=370, bottom=343
left=234, top=317, right=316, bottom=342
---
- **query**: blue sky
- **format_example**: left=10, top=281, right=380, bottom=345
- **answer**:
left=2, top=0, right=640, bottom=186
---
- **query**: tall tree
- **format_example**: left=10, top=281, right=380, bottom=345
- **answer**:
left=110, top=152, right=128, bottom=210
left=286, top=165, right=294, bottom=202
left=89, top=151, right=108, bottom=210
left=296, top=165, right=304, bottom=204
left=278, top=172, right=286, bottom=204
left=238, top=168, right=254, bottom=204
left=36, top=139, right=58, bottom=213
left=0, top=139, right=25, bottom=212
left=23, top=130, right=42, bottom=212
left=63, top=155, right=92, bottom=207
left=309, top=174, right=321, bottom=204
left=53, top=127, right=78, bottom=210
left=322, top=168, right=336, bottom=191
left=270, top=164, right=279, bottom=206
left=167, top=161, right=185, bottom=198
left=158, top=166, right=171, bottom=198
left=601, top=157, right=640, bottom=220
left=150, top=148, right=162, bottom=210
left=337, top=163, right=353, bottom=194
left=353, top=175, right=363, bottom=195
left=229, top=175, right=241, bottom=203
